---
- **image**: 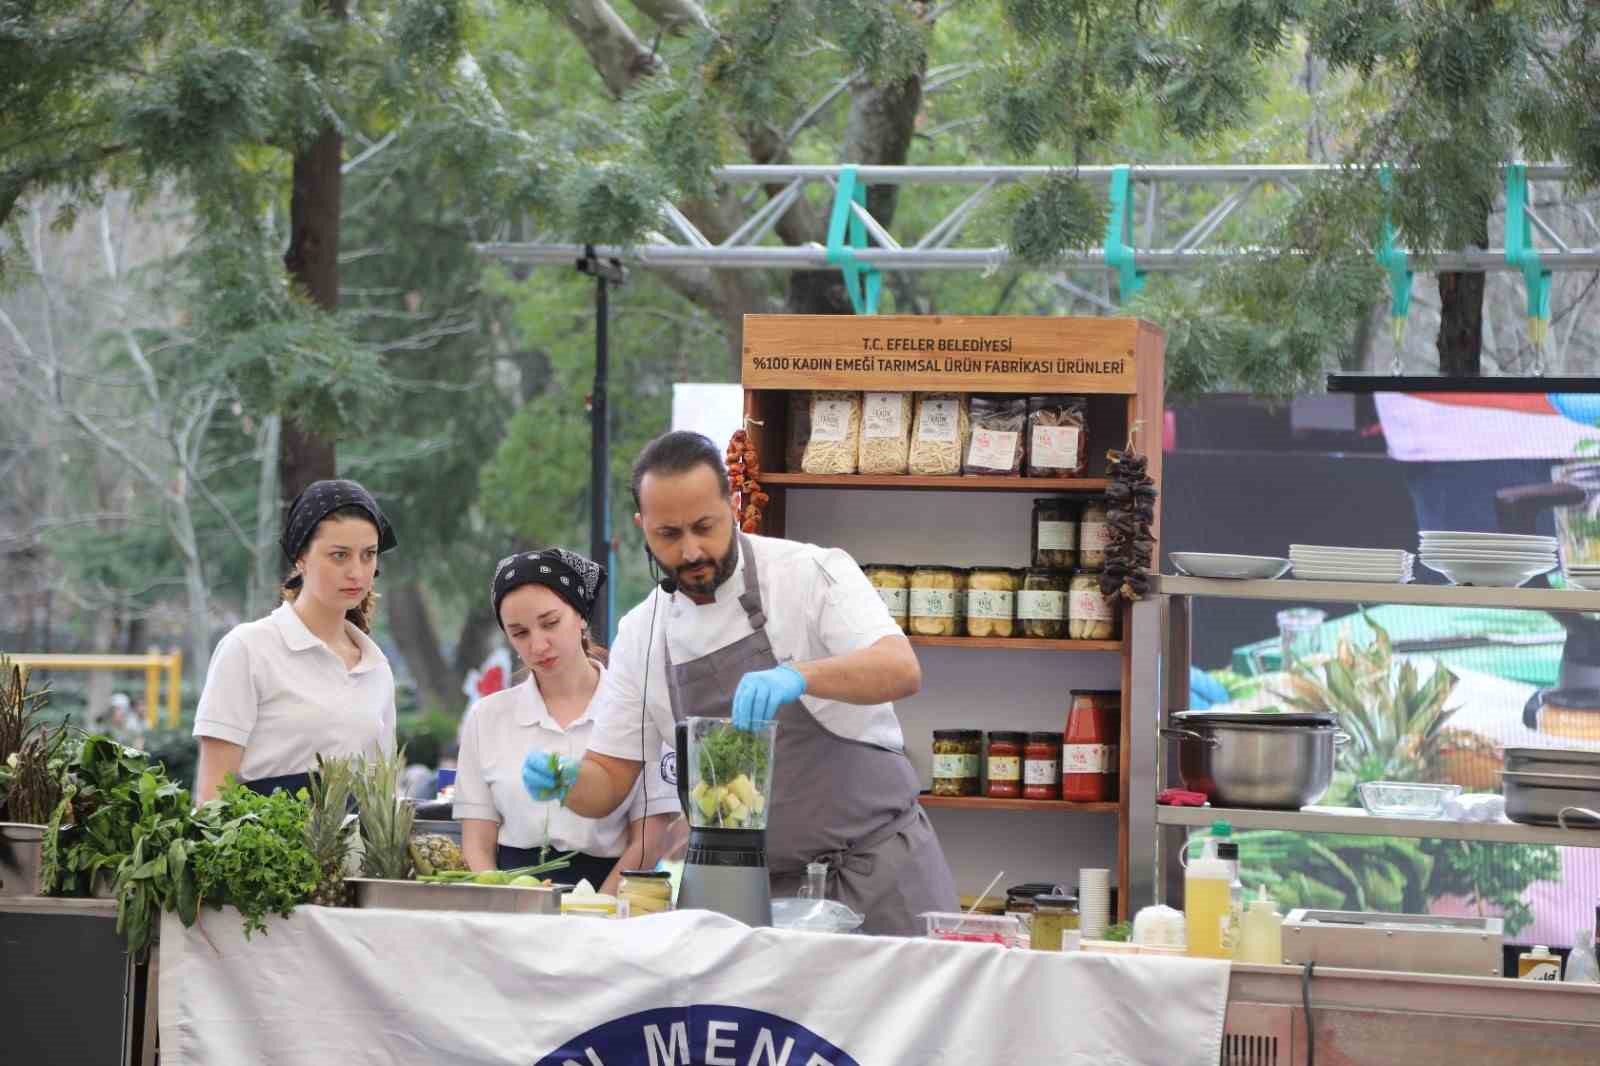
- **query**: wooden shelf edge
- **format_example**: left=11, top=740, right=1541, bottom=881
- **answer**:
left=763, top=473, right=1109, bottom=492
left=1154, top=803, right=1600, bottom=848
left=908, top=635, right=1122, bottom=652
left=919, top=795, right=1120, bottom=813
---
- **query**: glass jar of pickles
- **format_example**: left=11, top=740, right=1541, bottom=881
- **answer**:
left=909, top=565, right=962, bottom=636
left=931, top=730, right=982, bottom=796
left=1030, top=894, right=1080, bottom=951
left=965, top=566, right=1021, bottom=638
left=986, top=731, right=1026, bottom=798
left=618, top=870, right=673, bottom=917
left=862, top=563, right=910, bottom=632
left=1068, top=572, right=1120, bottom=641
left=1031, top=498, right=1079, bottom=569
left=1018, top=567, right=1069, bottom=639
left=1079, top=499, right=1110, bottom=571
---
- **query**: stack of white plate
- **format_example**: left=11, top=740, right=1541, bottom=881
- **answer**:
left=1418, top=531, right=1558, bottom=588
left=1290, top=545, right=1414, bottom=583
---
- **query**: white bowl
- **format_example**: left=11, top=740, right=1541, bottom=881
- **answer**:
left=1420, top=550, right=1558, bottom=563
left=1170, top=553, right=1291, bottom=580
left=1420, top=531, right=1557, bottom=546
left=1421, top=556, right=1556, bottom=587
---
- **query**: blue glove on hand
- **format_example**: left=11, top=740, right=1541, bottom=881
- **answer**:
left=731, top=664, right=807, bottom=731
left=521, top=749, right=580, bottom=802
left=1189, top=667, right=1230, bottom=710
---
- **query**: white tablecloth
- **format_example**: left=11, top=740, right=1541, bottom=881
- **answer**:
left=160, top=907, right=1229, bottom=1065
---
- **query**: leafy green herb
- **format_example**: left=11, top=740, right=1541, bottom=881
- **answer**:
left=191, top=784, right=319, bottom=938
left=1103, top=921, right=1133, bottom=943
left=695, top=723, right=770, bottom=788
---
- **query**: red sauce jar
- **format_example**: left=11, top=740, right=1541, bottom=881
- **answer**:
left=986, top=731, right=1026, bottom=798
left=1023, top=732, right=1062, bottom=800
left=1063, top=690, right=1120, bottom=802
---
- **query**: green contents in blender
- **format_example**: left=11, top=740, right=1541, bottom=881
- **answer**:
left=690, top=722, right=771, bottom=828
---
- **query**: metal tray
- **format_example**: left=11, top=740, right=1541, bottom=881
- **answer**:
left=0, top=823, right=45, bottom=897
left=1283, top=909, right=1503, bottom=977
left=348, top=877, right=568, bottom=915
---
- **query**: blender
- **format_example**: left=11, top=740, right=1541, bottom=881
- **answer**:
left=673, top=717, right=775, bottom=927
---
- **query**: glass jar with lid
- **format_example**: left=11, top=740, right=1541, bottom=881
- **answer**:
left=930, top=730, right=982, bottom=796
left=1031, top=498, right=1080, bottom=569
left=862, top=563, right=910, bottom=632
left=1079, top=499, right=1110, bottom=571
left=909, top=565, right=961, bottom=637
left=1023, top=732, right=1062, bottom=800
left=1018, top=567, right=1069, bottom=639
left=986, top=731, right=1026, bottom=798
left=1030, top=894, right=1081, bottom=951
left=965, top=566, right=1021, bottom=638
left=1068, top=572, right=1120, bottom=641
left=1005, top=882, right=1057, bottom=935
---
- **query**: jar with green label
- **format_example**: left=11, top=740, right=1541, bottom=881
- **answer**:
left=965, top=566, right=1021, bottom=638
left=1031, top=498, right=1080, bottom=569
left=909, top=565, right=961, bottom=637
left=862, top=563, right=910, bottom=632
left=1018, top=567, right=1069, bottom=639
left=931, top=730, right=982, bottom=796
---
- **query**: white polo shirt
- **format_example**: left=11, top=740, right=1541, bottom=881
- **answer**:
left=193, top=602, right=397, bottom=782
left=587, top=534, right=907, bottom=769
left=452, top=669, right=680, bottom=854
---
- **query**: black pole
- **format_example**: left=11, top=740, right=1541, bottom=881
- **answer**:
left=577, top=245, right=625, bottom=641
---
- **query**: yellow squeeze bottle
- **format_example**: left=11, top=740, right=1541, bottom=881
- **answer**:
left=1185, top=823, right=1233, bottom=959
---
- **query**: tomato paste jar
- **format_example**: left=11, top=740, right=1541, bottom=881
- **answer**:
left=1023, top=732, right=1062, bottom=800
left=986, top=731, right=1026, bottom=798
left=1063, top=690, right=1120, bottom=802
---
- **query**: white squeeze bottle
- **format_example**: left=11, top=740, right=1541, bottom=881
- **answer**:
left=1185, top=821, right=1233, bottom=959
left=1236, top=886, right=1284, bottom=965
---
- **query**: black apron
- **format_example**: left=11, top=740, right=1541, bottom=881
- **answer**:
left=495, top=845, right=616, bottom=887
left=663, top=534, right=958, bottom=936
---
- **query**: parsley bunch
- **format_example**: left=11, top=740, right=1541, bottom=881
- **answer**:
left=192, top=784, right=319, bottom=938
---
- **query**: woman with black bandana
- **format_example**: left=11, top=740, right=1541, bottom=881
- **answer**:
left=451, top=548, right=679, bottom=892
left=192, top=479, right=399, bottom=803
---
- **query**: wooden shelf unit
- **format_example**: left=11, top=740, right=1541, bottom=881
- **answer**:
left=920, top=795, right=1121, bottom=813
left=741, top=314, right=1166, bottom=923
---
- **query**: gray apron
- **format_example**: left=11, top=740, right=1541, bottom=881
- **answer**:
left=664, top=534, right=958, bottom=936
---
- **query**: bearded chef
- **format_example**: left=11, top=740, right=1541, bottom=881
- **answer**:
left=520, top=430, right=958, bottom=934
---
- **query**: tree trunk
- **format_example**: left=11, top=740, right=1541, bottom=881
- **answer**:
left=451, top=603, right=501, bottom=681
left=250, top=414, right=281, bottom=618
left=386, top=581, right=459, bottom=713
left=168, top=503, right=212, bottom=692
left=279, top=0, right=346, bottom=505
left=1435, top=208, right=1490, bottom=376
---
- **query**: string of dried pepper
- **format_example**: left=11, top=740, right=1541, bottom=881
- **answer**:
left=725, top=428, right=769, bottom=533
left=1100, top=429, right=1157, bottom=602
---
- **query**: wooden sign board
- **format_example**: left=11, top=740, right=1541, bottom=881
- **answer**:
left=741, top=314, right=1160, bottom=394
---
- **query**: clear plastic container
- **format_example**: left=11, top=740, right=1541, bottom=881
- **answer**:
left=685, top=717, right=776, bottom=830
left=923, top=911, right=1022, bottom=947
left=1358, top=781, right=1462, bottom=819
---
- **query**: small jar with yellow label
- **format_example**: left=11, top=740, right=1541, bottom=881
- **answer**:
left=986, top=731, right=1027, bottom=799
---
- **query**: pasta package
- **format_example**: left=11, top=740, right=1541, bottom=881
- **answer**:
left=1026, top=395, right=1089, bottom=477
left=964, top=395, right=1026, bottom=475
left=858, top=392, right=912, bottom=474
left=785, top=391, right=811, bottom=472
left=801, top=391, right=862, bottom=474
left=908, top=393, right=969, bottom=476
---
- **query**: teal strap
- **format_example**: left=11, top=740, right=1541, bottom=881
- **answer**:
left=1103, top=165, right=1145, bottom=303
left=1505, top=163, right=1552, bottom=323
left=826, top=165, right=881, bottom=315
left=1376, top=166, right=1413, bottom=320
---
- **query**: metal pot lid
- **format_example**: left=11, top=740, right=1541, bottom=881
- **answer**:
left=1537, top=687, right=1600, bottom=710
left=1172, top=709, right=1337, bottom=727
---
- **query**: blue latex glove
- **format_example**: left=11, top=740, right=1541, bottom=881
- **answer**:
left=521, top=749, right=580, bottom=803
left=731, top=664, right=807, bottom=731
left=1189, top=667, right=1230, bottom=710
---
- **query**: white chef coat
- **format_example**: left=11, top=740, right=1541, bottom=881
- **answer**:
left=452, top=668, right=680, bottom=854
left=192, top=602, right=396, bottom=782
left=588, top=534, right=906, bottom=770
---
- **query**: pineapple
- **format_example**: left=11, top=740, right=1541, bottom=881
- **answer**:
left=305, top=755, right=359, bottom=907
left=1282, top=611, right=1458, bottom=784
left=353, top=749, right=416, bottom=880
left=408, top=834, right=466, bottom=877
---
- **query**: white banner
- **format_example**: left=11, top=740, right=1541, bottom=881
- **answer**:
left=160, top=908, right=1228, bottom=1066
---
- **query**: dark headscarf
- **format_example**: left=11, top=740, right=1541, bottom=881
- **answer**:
left=280, top=480, right=397, bottom=588
left=491, top=548, right=607, bottom=625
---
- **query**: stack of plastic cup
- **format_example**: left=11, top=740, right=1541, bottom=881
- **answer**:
left=1079, top=868, right=1112, bottom=939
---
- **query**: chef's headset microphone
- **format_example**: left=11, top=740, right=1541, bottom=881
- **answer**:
left=634, top=545, right=674, bottom=853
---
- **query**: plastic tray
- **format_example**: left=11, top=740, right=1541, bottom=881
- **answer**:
left=922, top=911, right=1021, bottom=946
